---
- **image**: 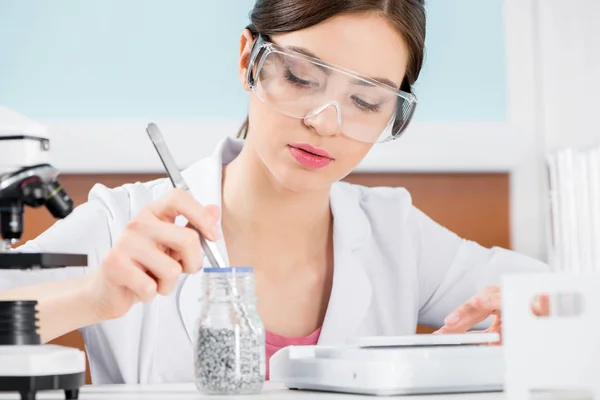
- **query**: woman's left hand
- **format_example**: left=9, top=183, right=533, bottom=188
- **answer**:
left=433, top=285, right=550, bottom=343
left=433, top=286, right=502, bottom=340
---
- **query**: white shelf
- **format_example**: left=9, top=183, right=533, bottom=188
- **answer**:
left=40, top=119, right=521, bottom=174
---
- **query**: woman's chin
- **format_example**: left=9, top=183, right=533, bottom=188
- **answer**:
left=269, top=164, right=334, bottom=193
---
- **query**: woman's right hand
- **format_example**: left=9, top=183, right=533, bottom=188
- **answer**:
left=89, top=188, right=221, bottom=321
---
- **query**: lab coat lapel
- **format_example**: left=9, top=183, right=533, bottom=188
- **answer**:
left=177, top=137, right=242, bottom=344
left=317, top=183, right=373, bottom=345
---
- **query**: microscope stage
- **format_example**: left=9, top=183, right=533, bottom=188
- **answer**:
left=0, top=253, right=87, bottom=269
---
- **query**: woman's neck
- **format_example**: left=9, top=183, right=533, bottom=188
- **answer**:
left=222, top=143, right=335, bottom=337
left=221, top=144, right=332, bottom=255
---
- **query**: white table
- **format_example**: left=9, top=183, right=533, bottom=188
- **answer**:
left=0, top=382, right=506, bottom=399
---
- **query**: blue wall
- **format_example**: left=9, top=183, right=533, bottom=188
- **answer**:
left=0, top=0, right=506, bottom=122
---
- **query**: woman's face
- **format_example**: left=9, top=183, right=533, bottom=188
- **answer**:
left=238, top=12, right=409, bottom=192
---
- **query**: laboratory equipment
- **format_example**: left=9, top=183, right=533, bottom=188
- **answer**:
left=503, top=273, right=600, bottom=400
left=347, top=332, right=500, bottom=347
left=270, top=333, right=504, bottom=396
left=194, top=267, right=265, bottom=395
left=0, top=108, right=87, bottom=400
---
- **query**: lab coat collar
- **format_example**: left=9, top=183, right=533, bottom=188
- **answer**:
left=181, top=135, right=244, bottom=207
left=317, top=182, right=373, bottom=345
left=180, top=136, right=243, bottom=263
left=177, top=137, right=372, bottom=347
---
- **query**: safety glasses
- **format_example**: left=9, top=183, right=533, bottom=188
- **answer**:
left=246, top=35, right=417, bottom=144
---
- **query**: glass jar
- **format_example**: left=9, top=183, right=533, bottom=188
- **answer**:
left=194, top=267, right=265, bottom=395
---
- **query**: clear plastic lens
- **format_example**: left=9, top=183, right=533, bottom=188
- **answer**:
left=250, top=47, right=416, bottom=143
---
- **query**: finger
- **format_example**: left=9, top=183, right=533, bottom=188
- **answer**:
left=482, top=313, right=502, bottom=333
left=483, top=315, right=503, bottom=345
left=119, top=232, right=183, bottom=296
left=437, top=314, right=502, bottom=343
left=127, top=217, right=203, bottom=274
left=438, top=287, right=501, bottom=333
left=531, top=293, right=551, bottom=317
left=169, top=247, right=202, bottom=275
left=488, top=314, right=502, bottom=332
left=148, top=189, right=221, bottom=241
left=107, top=253, right=159, bottom=303
left=204, top=204, right=221, bottom=221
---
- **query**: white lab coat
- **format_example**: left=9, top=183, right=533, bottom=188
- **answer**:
left=0, top=137, right=549, bottom=384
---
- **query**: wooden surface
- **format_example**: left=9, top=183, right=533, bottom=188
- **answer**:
left=18, top=172, right=509, bottom=383
left=344, top=173, right=510, bottom=249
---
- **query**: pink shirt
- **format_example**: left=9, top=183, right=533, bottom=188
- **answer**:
left=265, top=327, right=322, bottom=380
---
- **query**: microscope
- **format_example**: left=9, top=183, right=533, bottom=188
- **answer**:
left=0, top=108, right=87, bottom=400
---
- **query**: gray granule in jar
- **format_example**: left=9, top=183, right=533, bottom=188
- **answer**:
left=195, top=328, right=265, bottom=393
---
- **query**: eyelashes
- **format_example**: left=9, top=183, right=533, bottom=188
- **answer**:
left=284, top=68, right=382, bottom=113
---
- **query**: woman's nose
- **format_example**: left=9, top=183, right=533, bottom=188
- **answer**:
left=303, top=102, right=343, bottom=137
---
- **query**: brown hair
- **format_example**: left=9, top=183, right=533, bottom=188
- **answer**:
left=237, top=0, right=427, bottom=139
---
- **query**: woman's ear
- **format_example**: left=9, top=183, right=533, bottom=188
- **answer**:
left=238, top=29, right=255, bottom=93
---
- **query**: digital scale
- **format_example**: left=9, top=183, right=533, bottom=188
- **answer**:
left=270, top=333, right=504, bottom=396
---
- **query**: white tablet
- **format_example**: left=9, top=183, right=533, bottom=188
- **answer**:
left=347, top=332, right=500, bottom=348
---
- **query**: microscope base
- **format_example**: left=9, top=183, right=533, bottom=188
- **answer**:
left=0, top=373, right=84, bottom=400
left=0, top=345, right=86, bottom=400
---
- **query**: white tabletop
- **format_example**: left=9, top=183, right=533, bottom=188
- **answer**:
left=0, top=382, right=506, bottom=399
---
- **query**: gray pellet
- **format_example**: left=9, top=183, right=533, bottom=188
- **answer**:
left=195, top=327, right=265, bottom=394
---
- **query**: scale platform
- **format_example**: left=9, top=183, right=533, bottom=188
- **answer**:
left=270, top=333, right=504, bottom=396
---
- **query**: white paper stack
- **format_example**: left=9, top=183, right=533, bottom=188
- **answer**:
left=546, top=146, right=600, bottom=273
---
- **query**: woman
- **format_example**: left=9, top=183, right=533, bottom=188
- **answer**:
left=0, top=0, right=548, bottom=384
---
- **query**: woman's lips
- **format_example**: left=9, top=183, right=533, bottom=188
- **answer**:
left=287, top=144, right=334, bottom=169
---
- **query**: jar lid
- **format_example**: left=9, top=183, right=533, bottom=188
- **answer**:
left=203, top=267, right=253, bottom=273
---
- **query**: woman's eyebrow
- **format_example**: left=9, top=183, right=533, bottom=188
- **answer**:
left=286, top=45, right=321, bottom=61
left=352, top=78, right=398, bottom=89
left=286, top=45, right=399, bottom=89
left=286, top=45, right=330, bottom=74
